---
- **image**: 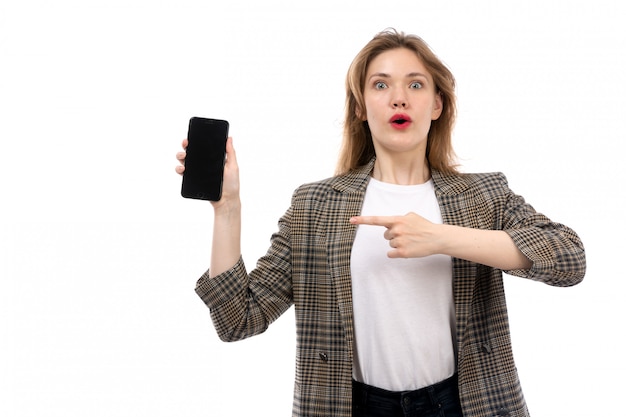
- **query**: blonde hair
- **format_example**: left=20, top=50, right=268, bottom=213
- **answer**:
left=336, top=29, right=458, bottom=175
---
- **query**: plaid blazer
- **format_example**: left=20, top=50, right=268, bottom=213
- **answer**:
left=196, top=159, right=586, bottom=417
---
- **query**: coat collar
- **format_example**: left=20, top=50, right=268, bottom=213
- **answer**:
left=332, top=158, right=466, bottom=197
left=331, top=159, right=375, bottom=194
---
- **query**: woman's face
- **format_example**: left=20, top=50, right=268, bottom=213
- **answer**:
left=361, top=48, right=442, bottom=158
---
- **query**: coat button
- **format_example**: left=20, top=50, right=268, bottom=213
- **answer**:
left=481, top=343, right=492, bottom=354
left=319, top=352, right=329, bottom=362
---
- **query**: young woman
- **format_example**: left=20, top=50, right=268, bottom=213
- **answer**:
left=176, top=29, right=585, bottom=417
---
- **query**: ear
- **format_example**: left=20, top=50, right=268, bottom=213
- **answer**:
left=355, top=104, right=367, bottom=121
left=431, top=93, right=443, bottom=120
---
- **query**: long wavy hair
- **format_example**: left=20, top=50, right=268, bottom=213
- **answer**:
left=336, top=29, right=458, bottom=175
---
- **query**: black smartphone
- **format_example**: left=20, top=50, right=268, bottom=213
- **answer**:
left=181, top=117, right=229, bottom=201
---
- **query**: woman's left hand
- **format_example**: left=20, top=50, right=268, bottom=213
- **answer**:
left=350, top=212, right=441, bottom=258
left=351, top=212, right=533, bottom=270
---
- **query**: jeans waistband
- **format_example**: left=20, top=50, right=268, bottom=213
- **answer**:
left=352, top=373, right=458, bottom=403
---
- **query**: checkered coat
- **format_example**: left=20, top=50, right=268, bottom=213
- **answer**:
left=195, top=159, right=586, bottom=417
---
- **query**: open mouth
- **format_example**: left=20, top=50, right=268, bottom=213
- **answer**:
left=390, top=114, right=412, bottom=128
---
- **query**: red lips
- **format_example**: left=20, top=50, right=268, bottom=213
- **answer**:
left=389, top=113, right=412, bottom=129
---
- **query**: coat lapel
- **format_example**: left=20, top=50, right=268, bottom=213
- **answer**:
left=324, top=162, right=373, bottom=364
left=431, top=170, right=477, bottom=355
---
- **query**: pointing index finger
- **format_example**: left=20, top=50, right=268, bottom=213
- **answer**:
left=350, top=215, right=395, bottom=227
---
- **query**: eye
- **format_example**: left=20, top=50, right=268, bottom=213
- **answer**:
left=409, top=81, right=423, bottom=89
left=374, top=81, right=388, bottom=90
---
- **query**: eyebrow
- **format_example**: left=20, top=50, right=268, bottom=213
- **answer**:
left=368, top=72, right=429, bottom=80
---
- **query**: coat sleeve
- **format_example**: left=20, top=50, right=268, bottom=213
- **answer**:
left=497, top=173, right=586, bottom=286
left=194, top=204, right=295, bottom=342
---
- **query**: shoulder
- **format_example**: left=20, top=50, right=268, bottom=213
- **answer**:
left=291, top=162, right=373, bottom=203
left=431, top=170, right=510, bottom=196
left=293, top=175, right=340, bottom=197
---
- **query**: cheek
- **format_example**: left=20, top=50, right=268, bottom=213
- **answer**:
left=363, top=99, right=384, bottom=121
left=362, top=93, right=384, bottom=116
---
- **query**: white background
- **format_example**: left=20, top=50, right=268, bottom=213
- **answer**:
left=1, top=1, right=624, bottom=416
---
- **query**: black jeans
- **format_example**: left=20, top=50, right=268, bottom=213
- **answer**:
left=352, top=374, right=463, bottom=417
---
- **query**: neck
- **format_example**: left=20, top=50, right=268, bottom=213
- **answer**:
left=372, top=154, right=431, bottom=185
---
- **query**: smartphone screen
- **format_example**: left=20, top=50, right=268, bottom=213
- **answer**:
left=181, top=117, right=229, bottom=201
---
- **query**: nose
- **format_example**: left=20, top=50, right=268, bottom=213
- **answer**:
left=391, top=91, right=408, bottom=108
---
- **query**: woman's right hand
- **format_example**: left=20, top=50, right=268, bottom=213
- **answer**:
left=175, top=137, right=241, bottom=209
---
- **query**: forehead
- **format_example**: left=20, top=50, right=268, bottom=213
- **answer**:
left=366, top=48, right=431, bottom=78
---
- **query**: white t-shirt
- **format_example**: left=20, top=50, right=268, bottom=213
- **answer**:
left=351, top=177, right=456, bottom=391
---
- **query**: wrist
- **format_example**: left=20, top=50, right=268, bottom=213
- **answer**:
left=213, top=197, right=241, bottom=217
left=435, top=223, right=457, bottom=257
